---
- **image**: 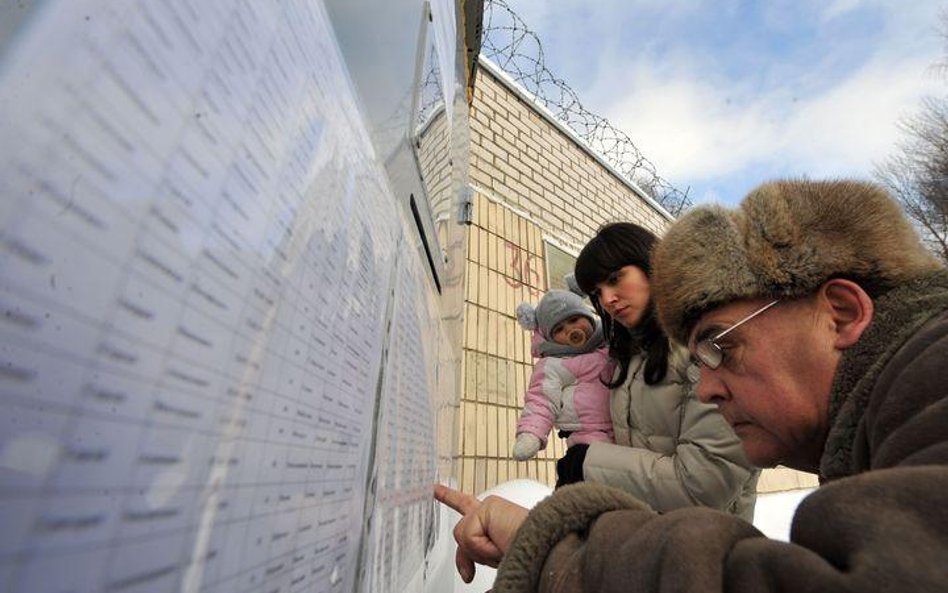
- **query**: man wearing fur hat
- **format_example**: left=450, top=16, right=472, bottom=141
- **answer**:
left=435, top=179, right=948, bottom=592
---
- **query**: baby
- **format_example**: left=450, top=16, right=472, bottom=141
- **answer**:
left=512, top=287, right=616, bottom=485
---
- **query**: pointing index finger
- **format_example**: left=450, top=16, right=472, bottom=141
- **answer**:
left=434, top=484, right=480, bottom=515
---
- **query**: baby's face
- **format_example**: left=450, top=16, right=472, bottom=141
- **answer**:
left=551, top=315, right=594, bottom=347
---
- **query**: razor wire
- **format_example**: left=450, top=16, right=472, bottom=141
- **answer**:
left=481, top=0, right=691, bottom=215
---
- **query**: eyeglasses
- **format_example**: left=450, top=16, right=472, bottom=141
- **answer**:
left=686, top=299, right=780, bottom=383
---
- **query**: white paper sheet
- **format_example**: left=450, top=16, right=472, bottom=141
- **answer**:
left=0, top=1, right=408, bottom=592
left=359, top=239, right=446, bottom=593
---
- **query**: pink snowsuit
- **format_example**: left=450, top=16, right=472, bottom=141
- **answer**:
left=516, top=330, right=616, bottom=449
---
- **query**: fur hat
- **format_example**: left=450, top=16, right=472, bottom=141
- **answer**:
left=652, top=179, right=943, bottom=344
left=517, top=289, right=594, bottom=340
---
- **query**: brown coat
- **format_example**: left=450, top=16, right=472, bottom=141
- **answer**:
left=493, top=272, right=948, bottom=593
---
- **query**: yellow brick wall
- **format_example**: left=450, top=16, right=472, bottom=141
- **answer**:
left=455, top=193, right=569, bottom=493
left=416, top=108, right=454, bottom=220
left=758, top=466, right=820, bottom=493
left=469, top=65, right=670, bottom=251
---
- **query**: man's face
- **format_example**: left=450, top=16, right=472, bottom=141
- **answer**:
left=688, top=297, right=842, bottom=470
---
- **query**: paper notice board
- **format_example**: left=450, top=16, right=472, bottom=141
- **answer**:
left=0, top=1, right=454, bottom=592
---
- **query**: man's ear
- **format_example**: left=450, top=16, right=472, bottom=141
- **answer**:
left=818, top=279, right=874, bottom=349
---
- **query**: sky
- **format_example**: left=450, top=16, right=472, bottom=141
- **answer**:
left=492, top=0, right=947, bottom=206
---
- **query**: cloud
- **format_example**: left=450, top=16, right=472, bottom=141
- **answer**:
left=592, top=8, right=944, bottom=195
left=598, top=52, right=777, bottom=180
left=780, top=54, right=941, bottom=174
left=820, top=0, right=864, bottom=22
left=487, top=0, right=946, bottom=203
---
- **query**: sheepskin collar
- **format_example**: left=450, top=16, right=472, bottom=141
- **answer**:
left=820, top=270, right=948, bottom=481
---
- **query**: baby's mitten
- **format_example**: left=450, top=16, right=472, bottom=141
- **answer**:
left=511, top=433, right=542, bottom=460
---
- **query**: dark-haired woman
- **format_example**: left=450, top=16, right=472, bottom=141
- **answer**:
left=565, top=222, right=758, bottom=519
left=433, top=223, right=760, bottom=584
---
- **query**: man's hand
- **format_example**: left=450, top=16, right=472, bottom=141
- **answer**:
left=433, top=484, right=530, bottom=583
